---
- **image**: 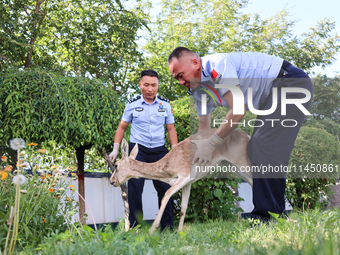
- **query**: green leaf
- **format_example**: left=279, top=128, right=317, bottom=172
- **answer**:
left=178, top=231, right=187, bottom=237
left=213, top=189, right=222, bottom=199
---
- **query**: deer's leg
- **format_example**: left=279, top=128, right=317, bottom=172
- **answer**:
left=149, top=176, right=191, bottom=234
left=178, top=183, right=191, bottom=233
left=120, top=183, right=130, bottom=231
left=237, top=170, right=253, bottom=188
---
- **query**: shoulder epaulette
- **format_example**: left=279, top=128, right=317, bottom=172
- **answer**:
left=202, top=67, right=208, bottom=77
left=128, top=95, right=141, bottom=104
left=158, top=96, right=170, bottom=103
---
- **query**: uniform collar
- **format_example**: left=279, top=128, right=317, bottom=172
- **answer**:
left=141, top=94, right=159, bottom=105
left=201, top=65, right=209, bottom=78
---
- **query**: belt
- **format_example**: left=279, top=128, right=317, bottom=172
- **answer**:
left=277, top=60, right=298, bottom=78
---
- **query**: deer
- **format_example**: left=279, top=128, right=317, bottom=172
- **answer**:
left=107, top=128, right=252, bottom=234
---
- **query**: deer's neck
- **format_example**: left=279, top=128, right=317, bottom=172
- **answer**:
left=128, top=157, right=170, bottom=181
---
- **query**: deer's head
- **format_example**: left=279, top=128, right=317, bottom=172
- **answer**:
left=109, top=138, right=138, bottom=187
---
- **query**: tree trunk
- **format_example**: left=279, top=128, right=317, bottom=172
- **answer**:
left=328, top=183, right=340, bottom=209
left=75, top=144, right=92, bottom=226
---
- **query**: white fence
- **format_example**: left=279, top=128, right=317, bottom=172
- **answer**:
left=65, top=174, right=293, bottom=225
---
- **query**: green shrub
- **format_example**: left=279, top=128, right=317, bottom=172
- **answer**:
left=0, top=68, right=124, bottom=150
left=286, top=126, right=340, bottom=210
left=173, top=178, right=243, bottom=222
left=306, top=117, right=340, bottom=141
left=167, top=95, right=191, bottom=145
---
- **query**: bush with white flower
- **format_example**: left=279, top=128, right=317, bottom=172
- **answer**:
left=0, top=139, right=78, bottom=252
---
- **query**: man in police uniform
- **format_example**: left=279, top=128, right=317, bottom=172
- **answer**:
left=167, top=47, right=313, bottom=222
left=109, top=69, right=178, bottom=230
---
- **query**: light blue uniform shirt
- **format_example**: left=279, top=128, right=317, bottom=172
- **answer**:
left=122, top=95, right=175, bottom=148
left=192, top=52, right=283, bottom=116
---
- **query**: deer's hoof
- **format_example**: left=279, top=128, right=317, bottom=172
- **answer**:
left=149, top=226, right=156, bottom=235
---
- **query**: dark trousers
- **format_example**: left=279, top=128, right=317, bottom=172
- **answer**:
left=247, top=67, right=314, bottom=221
left=128, top=143, right=174, bottom=230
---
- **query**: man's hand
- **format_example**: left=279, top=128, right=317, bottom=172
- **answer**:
left=109, top=143, right=120, bottom=162
left=191, top=132, right=223, bottom=165
left=191, top=139, right=215, bottom=164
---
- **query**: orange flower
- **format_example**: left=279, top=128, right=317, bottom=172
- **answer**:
left=0, top=171, right=8, bottom=181
left=67, top=197, right=71, bottom=201
left=52, top=184, right=56, bottom=186
left=40, top=175, right=46, bottom=180
left=4, top=165, right=13, bottom=172
left=51, top=165, right=57, bottom=170
left=16, top=163, right=27, bottom=168
left=69, top=184, right=76, bottom=192
left=71, top=173, right=77, bottom=176
left=1, top=156, right=7, bottom=162
left=27, top=142, right=38, bottom=146
left=38, top=149, right=47, bottom=154
left=41, top=216, right=46, bottom=223
left=49, top=188, right=54, bottom=193
left=55, top=196, right=58, bottom=199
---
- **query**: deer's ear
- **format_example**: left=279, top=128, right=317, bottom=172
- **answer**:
left=129, top=144, right=138, bottom=159
left=121, top=138, right=129, bottom=159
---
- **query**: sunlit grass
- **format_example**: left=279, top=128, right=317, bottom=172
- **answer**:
left=22, top=208, right=340, bottom=255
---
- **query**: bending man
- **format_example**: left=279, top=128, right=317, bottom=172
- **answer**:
left=168, top=47, right=313, bottom=221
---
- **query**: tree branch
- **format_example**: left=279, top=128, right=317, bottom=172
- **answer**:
left=0, top=55, right=10, bottom=61
left=121, top=63, right=129, bottom=85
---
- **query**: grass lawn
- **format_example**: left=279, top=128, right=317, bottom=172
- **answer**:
left=21, top=208, right=340, bottom=255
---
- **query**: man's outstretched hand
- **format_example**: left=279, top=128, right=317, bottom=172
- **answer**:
left=109, top=143, right=120, bottom=162
left=191, top=132, right=224, bottom=165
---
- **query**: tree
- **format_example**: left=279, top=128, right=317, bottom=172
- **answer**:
left=0, top=68, right=125, bottom=224
left=309, top=75, right=340, bottom=122
left=0, top=0, right=148, bottom=95
left=140, top=0, right=340, bottom=100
